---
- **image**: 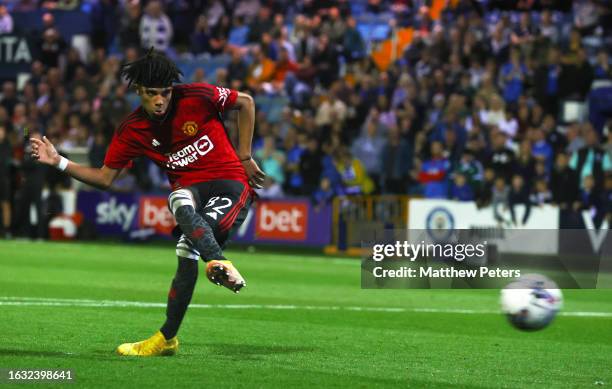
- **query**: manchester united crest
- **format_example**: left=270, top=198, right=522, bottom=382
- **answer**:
left=181, top=121, right=198, bottom=136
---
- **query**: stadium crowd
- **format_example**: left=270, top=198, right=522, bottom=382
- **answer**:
left=0, top=0, right=611, bottom=237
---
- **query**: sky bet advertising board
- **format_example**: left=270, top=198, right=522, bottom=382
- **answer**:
left=76, top=191, right=331, bottom=246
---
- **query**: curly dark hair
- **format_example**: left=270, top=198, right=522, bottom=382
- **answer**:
left=120, top=47, right=183, bottom=88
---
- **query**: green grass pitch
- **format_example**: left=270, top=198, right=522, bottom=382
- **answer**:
left=0, top=240, right=611, bottom=388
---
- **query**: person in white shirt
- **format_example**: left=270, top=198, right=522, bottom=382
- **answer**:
left=0, top=4, right=13, bottom=34
left=139, top=0, right=173, bottom=53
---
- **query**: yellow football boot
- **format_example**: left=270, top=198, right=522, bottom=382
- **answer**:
left=206, top=260, right=246, bottom=293
left=116, top=331, right=178, bottom=356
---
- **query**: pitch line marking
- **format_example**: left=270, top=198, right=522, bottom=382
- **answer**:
left=0, top=296, right=611, bottom=318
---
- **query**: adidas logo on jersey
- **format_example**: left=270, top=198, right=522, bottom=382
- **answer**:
left=152, top=139, right=160, bottom=147
left=165, top=135, right=214, bottom=170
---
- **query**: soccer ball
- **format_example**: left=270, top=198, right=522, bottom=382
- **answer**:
left=500, top=274, right=563, bottom=331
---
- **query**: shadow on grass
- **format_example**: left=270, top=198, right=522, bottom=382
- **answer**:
left=0, top=348, right=132, bottom=362
left=0, top=349, right=79, bottom=358
left=201, top=343, right=317, bottom=360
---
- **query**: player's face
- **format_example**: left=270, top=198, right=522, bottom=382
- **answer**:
left=139, top=86, right=173, bottom=117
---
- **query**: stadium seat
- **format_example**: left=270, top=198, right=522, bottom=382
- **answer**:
left=350, top=2, right=366, bottom=16
left=357, top=25, right=372, bottom=42
left=254, top=95, right=289, bottom=123
left=228, top=26, right=249, bottom=46
left=370, top=24, right=390, bottom=41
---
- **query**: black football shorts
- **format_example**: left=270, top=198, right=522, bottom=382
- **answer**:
left=171, top=179, right=252, bottom=248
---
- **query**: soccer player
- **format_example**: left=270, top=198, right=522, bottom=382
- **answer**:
left=30, top=49, right=265, bottom=356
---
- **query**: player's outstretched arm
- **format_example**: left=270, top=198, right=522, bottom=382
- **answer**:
left=30, top=136, right=121, bottom=190
left=234, top=91, right=265, bottom=188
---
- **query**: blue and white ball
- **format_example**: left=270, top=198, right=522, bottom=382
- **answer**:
left=500, top=274, right=563, bottom=331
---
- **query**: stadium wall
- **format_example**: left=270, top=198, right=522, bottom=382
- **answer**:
left=52, top=192, right=609, bottom=258
left=407, top=199, right=560, bottom=255
left=74, top=191, right=332, bottom=246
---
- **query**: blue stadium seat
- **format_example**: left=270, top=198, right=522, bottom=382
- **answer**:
left=350, top=2, right=366, bottom=16
left=357, top=25, right=372, bottom=41
left=228, top=26, right=249, bottom=46
left=370, top=24, right=390, bottom=41
left=255, top=96, right=289, bottom=123
left=176, top=55, right=231, bottom=82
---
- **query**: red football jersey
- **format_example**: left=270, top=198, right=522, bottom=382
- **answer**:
left=104, top=83, right=248, bottom=190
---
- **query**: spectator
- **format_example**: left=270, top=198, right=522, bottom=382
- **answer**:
left=418, top=141, right=451, bottom=199
left=16, top=132, right=47, bottom=239
left=89, top=0, right=118, bottom=49
left=498, top=108, right=519, bottom=139
left=570, top=127, right=612, bottom=191
left=351, top=121, right=385, bottom=189
left=0, top=3, right=13, bottom=33
left=247, top=7, right=273, bottom=43
left=531, top=128, right=554, bottom=172
left=312, top=177, right=334, bottom=208
left=500, top=49, right=527, bottom=104
left=298, top=136, right=322, bottom=195
left=381, top=126, right=412, bottom=194
left=573, top=0, right=600, bottom=36
left=531, top=179, right=553, bottom=206
left=246, top=46, right=275, bottom=89
left=533, top=160, right=548, bottom=183
left=593, top=50, right=611, bottom=80
left=560, top=48, right=593, bottom=100
left=89, top=131, right=107, bottom=168
left=489, top=23, right=509, bottom=61
left=515, top=139, right=536, bottom=186
left=257, top=176, right=285, bottom=199
left=538, top=10, right=559, bottom=44
left=451, top=172, right=474, bottom=201
left=38, top=28, right=67, bottom=68
left=542, top=115, right=567, bottom=154
left=475, top=167, right=494, bottom=208
left=534, top=47, right=562, bottom=115
left=566, top=123, right=586, bottom=155
left=509, top=174, right=531, bottom=226
left=605, top=123, right=612, bottom=159
left=282, top=129, right=305, bottom=195
left=550, top=153, right=579, bottom=209
left=0, top=125, right=11, bottom=237
left=190, top=14, right=212, bottom=55
left=227, top=50, right=248, bottom=88
left=0, top=82, right=18, bottom=117
left=333, top=148, right=374, bottom=195
left=64, top=48, right=85, bottom=84
left=488, top=131, right=515, bottom=180
left=606, top=175, right=612, bottom=223
left=191, top=68, right=206, bottom=84
left=482, top=95, right=506, bottom=128
left=118, top=2, right=141, bottom=50
left=574, top=175, right=605, bottom=226
left=492, top=176, right=509, bottom=224
left=343, top=17, right=366, bottom=62
left=140, top=1, right=173, bottom=53
left=441, top=124, right=463, bottom=168
left=315, top=93, right=347, bottom=128
left=109, top=170, right=138, bottom=193
left=312, top=35, right=339, bottom=88
left=456, top=150, right=484, bottom=189
left=272, top=47, right=299, bottom=86
left=254, top=136, right=286, bottom=185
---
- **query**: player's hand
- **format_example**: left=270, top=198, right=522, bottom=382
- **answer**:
left=30, top=136, right=60, bottom=166
left=241, top=157, right=265, bottom=189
